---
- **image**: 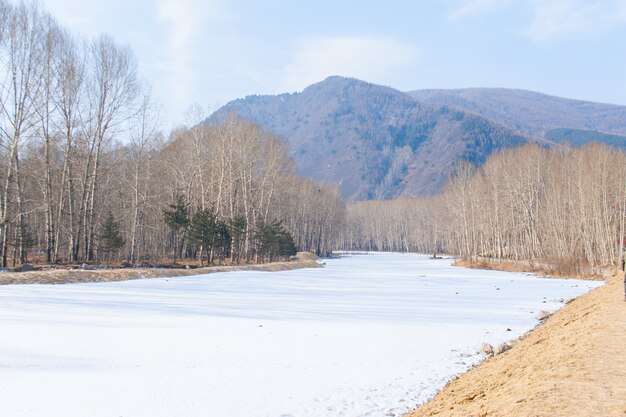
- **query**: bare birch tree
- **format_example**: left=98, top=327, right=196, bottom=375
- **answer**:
left=0, top=2, right=44, bottom=266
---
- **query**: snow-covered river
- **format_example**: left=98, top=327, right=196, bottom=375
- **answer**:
left=0, top=252, right=601, bottom=417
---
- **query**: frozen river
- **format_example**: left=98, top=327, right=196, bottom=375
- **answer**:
left=0, top=252, right=601, bottom=417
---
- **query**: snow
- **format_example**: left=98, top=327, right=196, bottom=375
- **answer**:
left=0, top=252, right=601, bottom=417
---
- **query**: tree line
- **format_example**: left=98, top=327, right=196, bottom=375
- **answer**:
left=0, top=0, right=345, bottom=267
left=343, top=143, right=626, bottom=274
left=7, top=1, right=623, bottom=273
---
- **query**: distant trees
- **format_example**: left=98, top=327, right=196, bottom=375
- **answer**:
left=343, top=198, right=433, bottom=253
left=343, top=143, right=626, bottom=274
left=277, top=178, right=345, bottom=256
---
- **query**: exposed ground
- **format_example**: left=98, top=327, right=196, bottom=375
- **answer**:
left=0, top=252, right=320, bottom=285
left=405, top=270, right=626, bottom=417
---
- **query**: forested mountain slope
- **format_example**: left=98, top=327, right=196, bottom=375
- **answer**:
left=408, top=88, right=626, bottom=147
left=212, top=77, right=536, bottom=200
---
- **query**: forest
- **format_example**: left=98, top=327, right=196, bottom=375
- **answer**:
left=344, top=143, right=626, bottom=275
left=0, top=0, right=344, bottom=268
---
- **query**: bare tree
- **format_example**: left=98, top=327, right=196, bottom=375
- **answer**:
left=0, top=2, right=45, bottom=266
left=82, top=34, right=138, bottom=261
left=52, top=30, right=86, bottom=262
left=127, top=86, right=160, bottom=264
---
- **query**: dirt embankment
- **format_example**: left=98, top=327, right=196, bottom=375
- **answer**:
left=405, top=270, right=626, bottom=417
left=0, top=252, right=321, bottom=285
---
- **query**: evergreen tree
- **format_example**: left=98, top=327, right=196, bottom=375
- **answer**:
left=188, top=207, right=233, bottom=265
left=214, top=220, right=231, bottom=261
left=162, top=194, right=189, bottom=265
left=255, top=219, right=297, bottom=263
left=16, top=219, right=35, bottom=264
left=98, top=213, right=125, bottom=266
left=277, top=228, right=297, bottom=258
left=188, top=207, right=218, bottom=265
left=228, top=214, right=247, bottom=264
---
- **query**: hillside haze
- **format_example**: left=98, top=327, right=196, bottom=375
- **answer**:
left=212, top=77, right=535, bottom=201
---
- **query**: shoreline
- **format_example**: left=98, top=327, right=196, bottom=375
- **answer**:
left=403, top=268, right=625, bottom=417
left=0, top=252, right=321, bottom=285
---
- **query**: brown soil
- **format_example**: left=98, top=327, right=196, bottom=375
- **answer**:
left=405, top=270, right=626, bottom=417
left=0, top=252, right=320, bottom=285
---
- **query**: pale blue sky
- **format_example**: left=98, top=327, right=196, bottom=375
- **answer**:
left=34, top=0, right=626, bottom=127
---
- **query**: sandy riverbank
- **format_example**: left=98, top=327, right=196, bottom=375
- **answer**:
left=405, top=270, right=626, bottom=417
left=0, top=252, right=320, bottom=285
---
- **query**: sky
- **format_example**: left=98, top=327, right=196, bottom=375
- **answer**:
left=31, top=0, right=626, bottom=128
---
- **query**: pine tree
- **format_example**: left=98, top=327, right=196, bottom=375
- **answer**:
left=188, top=207, right=218, bottom=265
left=228, top=214, right=247, bottom=264
left=98, top=213, right=125, bottom=266
left=16, top=219, right=35, bottom=264
left=214, top=220, right=231, bottom=262
left=255, top=219, right=297, bottom=263
left=277, top=228, right=297, bottom=258
left=162, top=194, right=190, bottom=265
left=188, top=208, right=233, bottom=265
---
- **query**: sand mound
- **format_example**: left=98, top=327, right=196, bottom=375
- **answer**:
left=294, top=251, right=320, bottom=261
left=405, top=271, right=626, bottom=417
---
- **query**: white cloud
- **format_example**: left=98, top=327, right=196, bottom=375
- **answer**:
left=527, top=0, right=626, bottom=41
left=283, top=36, right=419, bottom=92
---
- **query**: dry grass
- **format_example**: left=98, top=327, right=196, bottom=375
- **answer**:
left=453, top=258, right=605, bottom=280
left=0, top=252, right=320, bottom=285
left=404, top=270, right=626, bottom=417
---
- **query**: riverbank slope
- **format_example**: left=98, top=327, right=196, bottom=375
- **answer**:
left=0, top=252, right=320, bottom=285
left=405, top=270, right=625, bottom=417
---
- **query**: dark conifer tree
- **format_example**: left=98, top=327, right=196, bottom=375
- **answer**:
left=162, top=194, right=190, bottom=265
left=98, top=213, right=125, bottom=266
left=228, top=215, right=247, bottom=264
left=214, top=220, right=231, bottom=262
left=16, top=220, right=35, bottom=265
left=255, top=219, right=297, bottom=263
left=188, top=207, right=218, bottom=265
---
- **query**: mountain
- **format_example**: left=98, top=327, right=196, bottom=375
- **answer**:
left=544, top=128, right=626, bottom=148
left=408, top=88, right=626, bottom=147
left=212, top=77, right=537, bottom=201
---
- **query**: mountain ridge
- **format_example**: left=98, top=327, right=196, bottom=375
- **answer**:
left=212, top=77, right=541, bottom=201
left=408, top=87, right=626, bottom=140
